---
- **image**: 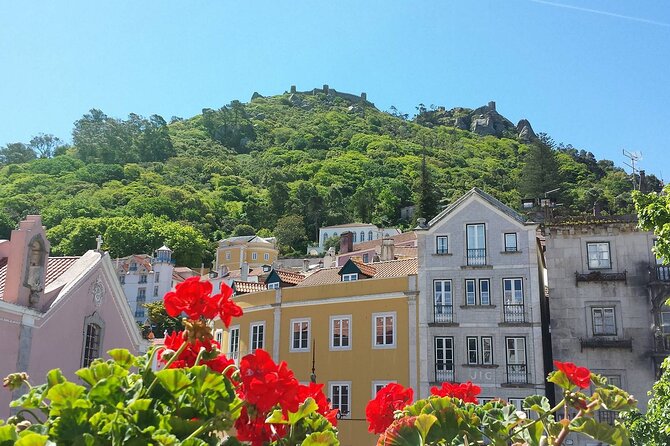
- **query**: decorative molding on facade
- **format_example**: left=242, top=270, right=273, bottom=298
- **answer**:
left=579, top=337, right=633, bottom=352
left=575, top=270, right=627, bottom=285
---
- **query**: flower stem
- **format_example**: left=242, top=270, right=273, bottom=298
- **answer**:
left=506, top=399, right=566, bottom=442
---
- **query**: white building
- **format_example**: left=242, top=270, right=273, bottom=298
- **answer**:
left=315, top=223, right=401, bottom=253
left=115, top=246, right=174, bottom=323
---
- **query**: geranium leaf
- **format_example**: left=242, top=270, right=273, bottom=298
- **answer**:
left=45, top=369, right=65, bottom=389
left=45, top=382, right=86, bottom=409
left=570, top=417, right=630, bottom=446
left=155, top=369, right=193, bottom=395
left=413, top=414, right=437, bottom=441
left=15, top=432, right=49, bottom=446
left=0, top=425, right=18, bottom=445
left=300, top=431, right=340, bottom=446
left=547, top=370, right=572, bottom=391
left=523, top=395, right=551, bottom=415
left=265, top=409, right=289, bottom=424
left=108, top=349, right=136, bottom=369
left=593, top=387, right=637, bottom=412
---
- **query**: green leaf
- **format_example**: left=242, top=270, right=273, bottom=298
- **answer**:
left=265, top=409, right=289, bottom=425
left=517, top=419, right=544, bottom=446
left=570, top=417, right=630, bottom=446
left=155, top=369, right=193, bottom=395
left=547, top=370, right=573, bottom=391
left=15, top=432, right=49, bottom=446
left=108, top=349, right=136, bottom=369
left=45, top=369, right=65, bottom=389
left=413, top=414, right=437, bottom=441
left=523, top=395, right=551, bottom=415
left=301, top=431, right=340, bottom=446
left=181, top=439, right=208, bottom=446
left=0, top=425, right=18, bottom=446
left=89, top=377, right=124, bottom=405
left=45, top=382, right=86, bottom=409
left=594, top=387, right=637, bottom=412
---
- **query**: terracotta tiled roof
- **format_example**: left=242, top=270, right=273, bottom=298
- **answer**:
left=394, top=247, right=418, bottom=258
left=233, top=281, right=268, bottom=294
left=0, top=256, right=80, bottom=299
left=351, top=231, right=417, bottom=252
left=228, top=268, right=262, bottom=279
left=276, top=270, right=306, bottom=285
left=297, top=258, right=417, bottom=287
left=351, top=259, right=377, bottom=277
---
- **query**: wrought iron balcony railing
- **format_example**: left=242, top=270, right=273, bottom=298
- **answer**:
left=503, top=303, right=526, bottom=323
left=506, top=364, right=528, bottom=384
left=467, top=248, right=486, bottom=266
left=435, top=361, right=455, bottom=383
left=434, top=305, right=454, bottom=323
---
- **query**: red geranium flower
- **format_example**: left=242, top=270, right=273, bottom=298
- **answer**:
left=157, top=330, right=233, bottom=375
left=554, top=361, right=591, bottom=389
left=163, top=278, right=243, bottom=326
left=234, top=406, right=287, bottom=446
left=298, top=382, right=339, bottom=426
left=430, top=381, right=481, bottom=403
left=366, top=383, right=414, bottom=434
left=238, top=349, right=301, bottom=413
left=214, top=281, right=243, bottom=327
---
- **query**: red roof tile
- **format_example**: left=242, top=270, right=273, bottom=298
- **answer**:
left=351, top=259, right=377, bottom=277
left=0, top=256, right=80, bottom=299
left=276, top=270, right=306, bottom=285
left=298, top=258, right=417, bottom=287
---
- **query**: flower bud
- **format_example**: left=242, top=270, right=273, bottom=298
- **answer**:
left=15, top=420, right=31, bottom=432
left=161, top=349, right=175, bottom=362
left=2, top=372, right=29, bottom=390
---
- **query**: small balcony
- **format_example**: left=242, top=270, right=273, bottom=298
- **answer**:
left=505, top=364, right=528, bottom=384
left=435, top=361, right=454, bottom=383
left=503, top=303, right=526, bottom=324
left=467, top=248, right=486, bottom=266
left=653, top=265, right=670, bottom=282
left=433, top=305, right=454, bottom=324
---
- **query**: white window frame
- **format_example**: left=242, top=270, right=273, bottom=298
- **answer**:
left=251, top=252, right=258, bottom=261
left=372, top=380, right=396, bottom=398
left=434, top=336, right=454, bottom=382
left=661, top=311, right=670, bottom=334
left=506, top=337, right=526, bottom=365
left=372, top=312, right=396, bottom=349
left=433, top=279, right=453, bottom=319
left=329, top=381, right=351, bottom=419
left=290, top=318, right=310, bottom=352
left=465, top=279, right=476, bottom=305
left=155, top=272, right=160, bottom=282
left=228, top=325, right=240, bottom=363
left=264, top=252, right=270, bottom=261
left=436, top=236, right=449, bottom=254
left=466, top=223, right=486, bottom=265
left=250, top=322, right=265, bottom=351
left=504, top=233, right=518, bottom=252
left=592, top=307, right=617, bottom=336
left=479, top=279, right=491, bottom=305
left=214, top=328, right=223, bottom=346
left=225, top=251, right=231, bottom=260
left=330, top=315, right=352, bottom=351
left=503, top=278, right=524, bottom=305
left=267, top=282, right=280, bottom=289
left=342, top=273, right=358, bottom=282
left=481, top=336, right=493, bottom=365
left=467, top=337, right=479, bottom=364
left=587, top=242, right=611, bottom=270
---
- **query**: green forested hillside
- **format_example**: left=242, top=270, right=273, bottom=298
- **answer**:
left=0, top=89, right=660, bottom=265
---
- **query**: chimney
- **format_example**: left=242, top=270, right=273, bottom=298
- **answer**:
left=340, top=232, right=354, bottom=254
left=303, top=259, right=310, bottom=272
left=380, top=238, right=395, bottom=262
left=241, top=262, right=249, bottom=282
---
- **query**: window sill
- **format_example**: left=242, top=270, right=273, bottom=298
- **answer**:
left=432, top=253, right=453, bottom=256
left=372, top=345, right=397, bottom=350
left=579, top=337, right=632, bottom=351
left=498, top=321, right=532, bottom=327
left=462, top=363, right=499, bottom=369
left=289, top=349, right=311, bottom=353
left=500, top=250, right=522, bottom=254
left=460, top=305, right=497, bottom=309
left=460, top=265, right=493, bottom=270
left=428, top=322, right=459, bottom=327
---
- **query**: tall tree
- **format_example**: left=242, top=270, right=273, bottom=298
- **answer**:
left=518, top=141, right=561, bottom=200
left=274, top=214, right=307, bottom=254
left=29, top=133, right=64, bottom=158
left=0, top=143, right=36, bottom=165
left=415, top=147, right=439, bottom=221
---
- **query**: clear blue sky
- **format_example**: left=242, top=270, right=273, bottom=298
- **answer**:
left=1, top=1, right=669, bottom=179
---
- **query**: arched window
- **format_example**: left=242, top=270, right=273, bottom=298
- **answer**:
left=323, top=233, right=329, bottom=244
left=333, top=232, right=338, bottom=238
left=360, top=231, right=365, bottom=241
left=352, top=232, right=357, bottom=243
left=368, top=231, right=373, bottom=241
left=82, top=313, right=105, bottom=367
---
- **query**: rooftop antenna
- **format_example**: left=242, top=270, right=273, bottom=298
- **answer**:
left=623, top=149, right=642, bottom=190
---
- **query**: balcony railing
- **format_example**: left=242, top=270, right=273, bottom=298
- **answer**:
left=655, top=266, right=670, bottom=282
left=435, top=361, right=454, bottom=383
left=467, top=248, right=486, bottom=266
left=434, top=305, right=454, bottom=323
left=503, top=303, right=526, bottom=323
left=506, top=364, right=528, bottom=384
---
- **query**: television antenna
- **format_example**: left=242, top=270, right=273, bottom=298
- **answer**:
left=622, top=149, right=642, bottom=190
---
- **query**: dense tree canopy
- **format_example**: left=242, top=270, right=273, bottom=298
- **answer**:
left=0, top=91, right=657, bottom=266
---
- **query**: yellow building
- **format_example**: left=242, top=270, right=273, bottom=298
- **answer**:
left=214, top=257, right=418, bottom=446
left=215, top=235, right=278, bottom=271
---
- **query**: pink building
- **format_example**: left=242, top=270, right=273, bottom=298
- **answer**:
left=0, top=216, right=145, bottom=418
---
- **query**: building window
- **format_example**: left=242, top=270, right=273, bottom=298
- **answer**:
left=479, top=279, right=491, bottom=305
left=82, top=322, right=102, bottom=367
left=119, top=275, right=125, bottom=284
left=225, top=251, right=231, bottom=260
left=134, top=308, right=145, bottom=319
left=592, top=307, right=617, bottom=336
left=505, top=337, right=528, bottom=384
left=597, top=375, right=622, bottom=424
left=267, top=282, right=280, bottom=289
left=372, top=381, right=396, bottom=397
left=330, top=315, right=351, bottom=350
left=504, top=233, right=518, bottom=252
left=434, top=337, right=454, bottom=382
left=342, top=273, right=358, bottom=282
left=433, top=280, right=453, bottom=323
left=250, top=322, right=265, bottom=351
left=291, top=319, right=310, bottom=351
left=137, top=288, right=146, bottom=303
left=466, top=336, right=493, bottom=365
left=214, top=329, right=223, bottom=345
left=129, top=262, right=137, bottom=271
left=661, top=311, right=670, bottom=334
left=323, top=233, right=329, bottom=244
left=436, top=236, right=449, bottom=254
left=139, top=274, right=147, bottom=283
left=465, top=279, right=476, bottom=305
left=329, top=382, right=351, bottom=419
left=368, top=230, right=373, bottom=241
left=155, top=272, right=160, bottom=282
left=264, top=252, right=270, bottom=261
left=466, top=224, right=486, bottom=265
left=373, top=312, right=396, bottom=348
left=153, top=286, right=159, bottom=297
left=352, top=232, right=357, bottom=243
left=360, top=231, right=365, bottom=242
left=251, top=252, right=258, bottom=261
left=587, top=242, right=611, bottom=269
left=503, top=278, right=524, bottom=323
left=228, top=326, right=240, bottom=362
left=362, top=253, right=369, bottom=263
